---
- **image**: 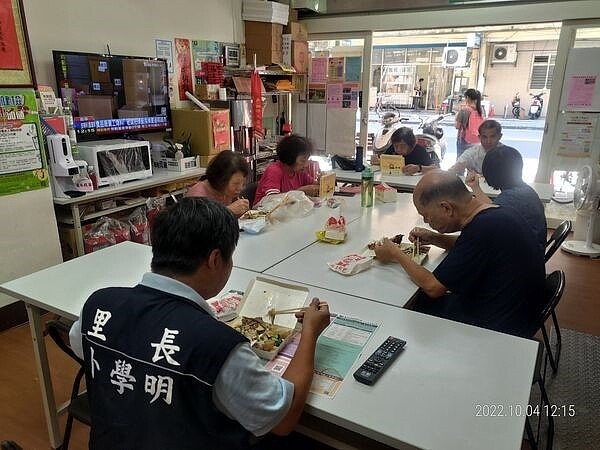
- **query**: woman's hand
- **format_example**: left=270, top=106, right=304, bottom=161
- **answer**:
left=403, top=164, right=421, bottom=175
left=228, top=198, right=250, bottom=216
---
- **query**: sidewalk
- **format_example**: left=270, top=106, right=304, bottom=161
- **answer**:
left=368, top=110, right=545, bottom=130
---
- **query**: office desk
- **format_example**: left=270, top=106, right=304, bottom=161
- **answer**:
left=265, top=194, right=447, bottom=308
left=334, top=169, right=554, bottom=203
left=0, top=241, right=538, bottom=450
left=234, top=195, right=363, bottom=272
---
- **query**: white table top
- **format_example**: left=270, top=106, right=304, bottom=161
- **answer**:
left=334, top=168, right=554, bottom=203
left=265, top=194, right=447, bottom=308
left=234, top=195, right=363, bottom=272
left=53, top=169, right=204, bottom=205
left=0, top=241, right=537, bottom=450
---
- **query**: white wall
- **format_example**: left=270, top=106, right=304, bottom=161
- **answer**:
left=0, top=0, right=242, bottom=308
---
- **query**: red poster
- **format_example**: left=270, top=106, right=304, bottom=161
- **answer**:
left=175, top=38, right=192, bottom=101
left=0, top=0, right=23, bottom=69
left=251, top=70, right=264, bottom=140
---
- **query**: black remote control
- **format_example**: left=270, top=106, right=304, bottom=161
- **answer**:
left=353, top=336, right=406, bottom=385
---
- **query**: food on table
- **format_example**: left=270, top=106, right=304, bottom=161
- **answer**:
left=240, top=209, right=268, bottom=220
left=231, top=317, right=291, bottom=352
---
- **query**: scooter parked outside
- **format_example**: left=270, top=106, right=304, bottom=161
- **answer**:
left=511, top=92, right=522, bottom=119
left=372, top=112, right=409, bottom=154
left=529, top=92, right=545, bottom=119
left=415, top=114, right=450, bottom=161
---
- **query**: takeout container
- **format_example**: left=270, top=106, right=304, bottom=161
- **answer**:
left=227, top=277, right=309, bottom=360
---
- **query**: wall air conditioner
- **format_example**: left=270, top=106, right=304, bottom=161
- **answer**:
left=442, top=47, right=468, bottom=68
left=491, top=43, right=518, bottom=64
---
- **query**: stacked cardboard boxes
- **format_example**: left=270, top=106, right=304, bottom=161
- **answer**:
left=171, top=108, right=231, bottom=159
left=282, top=21, right=309, bottom=73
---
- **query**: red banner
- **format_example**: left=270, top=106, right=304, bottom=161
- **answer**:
left=251, top=70, right=264, bottom=140
left=0, top=0, right=23, bottom=69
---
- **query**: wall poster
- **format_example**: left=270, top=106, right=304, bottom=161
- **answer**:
left=0, top=0, right=36, bottom=87
left=155, top=39, right=174, bottom=73
left=557, top=112, right=598, bottom=157
left=0, top=89, right=48, bottom=196
left=175, top=38, right=193, bottom=101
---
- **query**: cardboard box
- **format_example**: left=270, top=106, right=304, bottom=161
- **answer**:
left=153, top=155, right=200, bottom=172
left=246, top=47, right=282, bottom=65
left=375, top=183, right=398, bottom=203
left=284, top=21, right=308, bottom=41
left=379, top=154, right=405, bottom=176
left=199, top=154, right=218, bottom=167
left=195, top=84, right=220, bottom=100
left=291, top=40, right=309, bottom=73
left=245, top=21, right=283, bottom=64
left=171, top=108, right=231, bottom=156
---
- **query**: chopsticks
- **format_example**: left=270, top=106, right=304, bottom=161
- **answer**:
left=412, top=237, right=420, bottom=259
left=267, top=306, right=310, bottom=324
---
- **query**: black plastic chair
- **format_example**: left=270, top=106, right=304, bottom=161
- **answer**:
left=46, top=320, right=91, bottom=450
left=532, top=270, right=566, bottom=374
left=545, top=220, right=572, bottom=262
left=524, top=342, right=555, bottom=450
left=240, top=182, right=258, bottom=208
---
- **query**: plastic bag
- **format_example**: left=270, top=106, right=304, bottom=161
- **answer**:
left=240, top=217, right=268, bottom=234
left=255, top=191, right=313, bottom=222
left=84, top=216, right=130, bottom=253
left=128, top=207, right=150, bottom=245
left=327, top=253, right=373, bottom=276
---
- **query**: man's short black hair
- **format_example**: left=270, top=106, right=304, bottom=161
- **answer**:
left=479, top=119, right=502, bottom=135
left=390, top=127, right=416, bottom=148
left=276, top=134, right=313, bottom=166
left=151, top=197, right=239, bottom=275
left=417, top=174, right=472, bottom=206
left=202, top=151, right=249, bottom=191
left=482, top=146, right=523, bottom=190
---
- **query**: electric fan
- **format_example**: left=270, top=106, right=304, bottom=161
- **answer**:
left=561, top=164, right=600, bottom=257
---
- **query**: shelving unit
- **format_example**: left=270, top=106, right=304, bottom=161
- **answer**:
left=53, top=169, right=204, bottom=258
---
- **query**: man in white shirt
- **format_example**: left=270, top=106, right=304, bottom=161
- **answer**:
left=448, top=120, right=503, bottom=175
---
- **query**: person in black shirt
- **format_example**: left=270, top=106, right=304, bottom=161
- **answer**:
left=374, top=170, right=545, bottom=337
left=387, top=127, right=440, bottom=175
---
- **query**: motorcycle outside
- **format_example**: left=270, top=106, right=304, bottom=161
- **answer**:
left=415, top=114, right=450, bottom=162
left=372, top=112, right=409, bottom=154
left=511, top=92, right=522, bottom=119
left=529, top=92, right=545, bottom=119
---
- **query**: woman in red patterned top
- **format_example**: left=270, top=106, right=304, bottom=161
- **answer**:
left=254, top=135, right=319, bottom=206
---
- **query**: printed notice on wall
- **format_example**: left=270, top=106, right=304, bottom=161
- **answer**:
left=328, top=57, right=344, bottom=82
left=557, top=112, right=598, bottom=157
left=311, top=57, right=327, bottom=83
left=155, top=39, right=174, bottom=73
left=567, top=75, right=597, bottom=108
left=327, top=83, right=343, bottom=108
left=0, top=89, right=48, bottom=196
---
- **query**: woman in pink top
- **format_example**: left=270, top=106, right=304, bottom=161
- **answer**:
left=186, top=150, right=250, bottom=216
left=254, top=134, right=319, bottom=205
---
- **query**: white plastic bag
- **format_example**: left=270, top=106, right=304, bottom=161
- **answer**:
left=255, top=191, right=314, bottom=222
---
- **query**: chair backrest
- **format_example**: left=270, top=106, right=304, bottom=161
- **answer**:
left=545, top=220, right=572, bottom=262
left=538, top=270, right=566, bottom=327
left=240, top=182, right=258, bottom=208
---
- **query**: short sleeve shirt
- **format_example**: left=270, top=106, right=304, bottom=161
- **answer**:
left=254, top=161, right=316, bottom=205
left=405, top=144, right=435, bottom=167
left=432, top=207, right=545, bottom=335
left=494, top=183, right=547, bottom=250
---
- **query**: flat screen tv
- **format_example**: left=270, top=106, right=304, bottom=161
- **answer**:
left=53, top=50, right=171, bottom=141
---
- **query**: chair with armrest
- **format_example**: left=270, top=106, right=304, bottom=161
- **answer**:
left=46, top=320, right=91, bottom=450
left=545, top=220, right=572, bottom=262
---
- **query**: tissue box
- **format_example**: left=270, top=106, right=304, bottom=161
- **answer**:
left=375, top=183, right=397, bottom=203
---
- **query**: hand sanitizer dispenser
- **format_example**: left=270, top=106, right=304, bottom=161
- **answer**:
left=48, top=134, right=80, bottom=177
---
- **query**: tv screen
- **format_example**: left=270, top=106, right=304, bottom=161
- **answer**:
left=53, top=50, right=171, bottom=141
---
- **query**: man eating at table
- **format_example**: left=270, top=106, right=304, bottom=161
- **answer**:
left=374, top=170, right=545, bottom=337
left=69, top=197, right=330, bottom=449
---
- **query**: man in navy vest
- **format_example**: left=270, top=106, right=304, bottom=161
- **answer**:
left=69, top=197, right=330, bottom=449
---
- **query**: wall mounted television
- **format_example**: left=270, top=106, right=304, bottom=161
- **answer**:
left=53, top=50, right=171, bottom=141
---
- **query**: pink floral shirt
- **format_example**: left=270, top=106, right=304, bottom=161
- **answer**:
left=254, top=161, right=316, bottom=205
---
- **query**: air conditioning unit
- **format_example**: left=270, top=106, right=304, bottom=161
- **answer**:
left=491, top=43, right=518, bottom=64
left=291, top=0, right=326, bottom=13
left=442, top=47, right=468, bottom=68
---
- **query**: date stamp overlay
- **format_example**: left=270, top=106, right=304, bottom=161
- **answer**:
left=475, top=404, right=576, bottom=417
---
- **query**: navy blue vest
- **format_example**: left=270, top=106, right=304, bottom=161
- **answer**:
left=80, top=284, right=250, bottom=449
